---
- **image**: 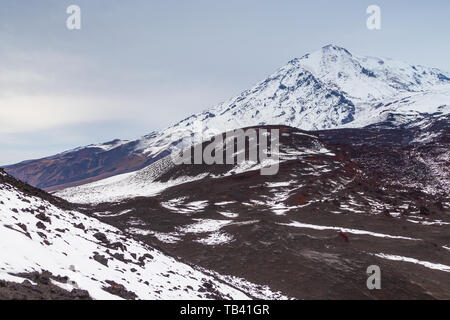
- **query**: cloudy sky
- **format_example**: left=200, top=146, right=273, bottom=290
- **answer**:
left=1, top=0, right=449, bottom=164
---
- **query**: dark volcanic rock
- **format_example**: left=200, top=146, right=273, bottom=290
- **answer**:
left=93, top=253, right=109, bottom=266
left=3, top=140, right=159, bottom=192
left=0, top=272, right=92, bottom=300
left=103, top=280, right=137, bottom=300
left=93, top=232, right=108, bottom=243
left=89, top=122, right=450, bottom=300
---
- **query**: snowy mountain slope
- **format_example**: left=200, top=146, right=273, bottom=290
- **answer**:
left=55, top=156, right=186, bottom=204
left=55, top=127, right=335, bottom=204
left=134, top=45, right=450, bottom=158
left=57, top=109, right=449, bottom=204
left=5, top=45, right=450, bottom=190
left=0, top=169, right=287, bottom=300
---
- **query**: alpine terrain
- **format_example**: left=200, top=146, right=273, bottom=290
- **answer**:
left=5, top=45, right=450, bottom=191
left=1, top=45, right=449, bottom=299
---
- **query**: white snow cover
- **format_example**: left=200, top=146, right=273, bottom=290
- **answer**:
left=58, top=139, right=130, bottom=155
left=195, top=232, right=235, bottom=246
left=373, top=254, right=450, bottom=273
left=56, top=156, right=208, bottom=204
left=280, top=221, right=419, bottom=241
left=127, top=218, right=244, bottom=247
left=0, top=180, right=287, bottom=300
left=177, top=219, right=234, bottom=234
left=162, top=199, right=210, bottom=215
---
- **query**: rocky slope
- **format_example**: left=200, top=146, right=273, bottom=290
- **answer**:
left=52, top=116, right=450, bottom=299
left=0, top=169, right=286, bottom=300
left=57, top=113, right=449, bottom=204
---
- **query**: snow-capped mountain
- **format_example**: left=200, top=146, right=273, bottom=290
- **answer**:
left=0, top=169, right=286, bottom=300
left=2, top=45, right=450, bottom=300
left=136, top=45, right=450, bottom=156
left=5, top=45, right=450, bottom=190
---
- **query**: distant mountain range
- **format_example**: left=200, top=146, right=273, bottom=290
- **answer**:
left=5, top=45, right=450, bottom=191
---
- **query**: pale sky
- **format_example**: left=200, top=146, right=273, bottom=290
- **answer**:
left=1, top=0, right=450, bottom=164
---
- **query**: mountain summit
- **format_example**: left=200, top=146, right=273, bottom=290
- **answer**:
left=117, top=44, right=450, bottom=166
left=5, top=45, right=450, bottom=190
left=163, top=44, right=449, bottom=133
